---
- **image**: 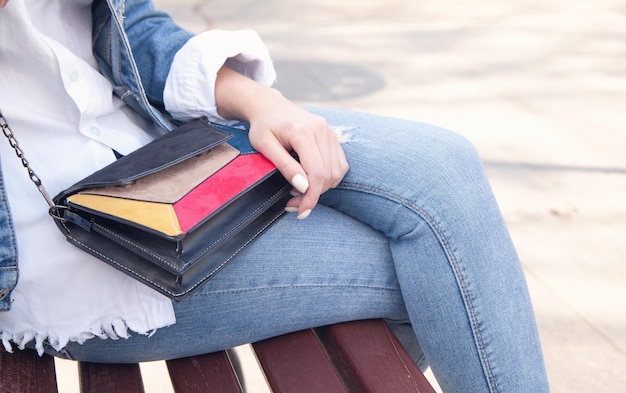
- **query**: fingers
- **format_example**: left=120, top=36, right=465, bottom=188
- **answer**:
left=250, top=126, right=313, bottom=217
left=250, top=126, right=308, bottom=187
left=287, top=118, right=348, bottom=217
left=250, top=114, right=348, bottom=219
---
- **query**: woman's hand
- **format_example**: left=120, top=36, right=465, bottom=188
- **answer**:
left=215, top=66, right=348, bottom=219
left=247, top=93, right=348, bottom=219
left=0, top=0, right=9, bottom=8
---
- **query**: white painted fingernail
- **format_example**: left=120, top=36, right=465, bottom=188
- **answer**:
left=291, top=174, right=309, bottom=194
left=284, top=206, right=299, bottom=213
left=297, top=209, right=312, bottom=220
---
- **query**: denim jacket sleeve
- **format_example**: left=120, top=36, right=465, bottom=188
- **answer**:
left=0, top=163, right=18, bottom=312
left=92, top=0, right=195, bottom=131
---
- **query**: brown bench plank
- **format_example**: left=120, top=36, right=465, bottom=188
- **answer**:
left=0, top=349, right=57, bottom=393
left=79, top=362, right=144, bottom=393
left=252, top=328, right=349, bottom=393
left=316, top=320, right=437, bottom=393
left=2, top=320, right=436, bottom=393
left=167, top=351, right=244, bottom=393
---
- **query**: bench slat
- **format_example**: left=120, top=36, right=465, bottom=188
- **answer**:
left=316, top=320, right=437, bottom=393
left=79, top=362, right=144, bottom=393
left=1, top=320, right=436, bottom=393
left=253, top=328, right=349, bottom=393
left=0, top=349, right=57, bottom=393
left=167, top=351, right=244, bottom=393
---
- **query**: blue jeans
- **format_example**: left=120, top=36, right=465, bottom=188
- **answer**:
left=47, top=108, right=549, bottom=393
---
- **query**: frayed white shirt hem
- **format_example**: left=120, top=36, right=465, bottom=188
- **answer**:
left=2, top=313, right=175, bottom=356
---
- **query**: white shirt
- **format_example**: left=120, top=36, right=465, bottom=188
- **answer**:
left=0, top=0, right=275, bottom=354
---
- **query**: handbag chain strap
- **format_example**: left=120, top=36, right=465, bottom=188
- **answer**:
left=0, top=110, right=57, bottom=209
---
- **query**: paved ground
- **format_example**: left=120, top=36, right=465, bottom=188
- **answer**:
left=55, top=1, right=626, bottom=391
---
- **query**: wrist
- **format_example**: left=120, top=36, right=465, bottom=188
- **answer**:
left=215, top=66, right=284, bottom=122
left=241, top=86, right=286, bottom=123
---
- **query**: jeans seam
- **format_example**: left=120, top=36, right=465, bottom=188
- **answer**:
left=191, top=284, right=401, bottom=297
left=337, top=181, right=499, bottom=393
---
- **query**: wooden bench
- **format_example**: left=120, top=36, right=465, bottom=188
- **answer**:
left=0, top=319, right=436, bottom=393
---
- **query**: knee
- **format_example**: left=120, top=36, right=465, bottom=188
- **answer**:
left=443, top=131, right=484, bottom=175
left=412, top=126, right=485, bottom=182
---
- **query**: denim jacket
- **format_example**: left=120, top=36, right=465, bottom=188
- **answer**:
left=0, top=0, right=194, bottom=311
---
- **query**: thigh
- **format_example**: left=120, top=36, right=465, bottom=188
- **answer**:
left=310, top=108, right=549, bottom=392
left=310, top=106, right=498, bottom=238
left=53, top=205, right=410, bottom=363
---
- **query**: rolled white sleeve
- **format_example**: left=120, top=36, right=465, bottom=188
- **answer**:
left=163, top=29, right=277, bottom=123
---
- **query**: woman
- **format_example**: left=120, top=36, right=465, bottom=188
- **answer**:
left=0, top=0, right=550, bottom=391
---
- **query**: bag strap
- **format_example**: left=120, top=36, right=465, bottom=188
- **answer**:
left=0, top=110, right=57, bottom=209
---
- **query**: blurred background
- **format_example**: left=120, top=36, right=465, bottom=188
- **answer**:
left=55, top=0, right=626, bottom=391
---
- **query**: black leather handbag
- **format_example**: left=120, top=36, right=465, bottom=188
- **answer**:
left=1, top=114, right=290, bottom=301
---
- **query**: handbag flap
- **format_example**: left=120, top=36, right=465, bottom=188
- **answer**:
left=54, top=119, right=232, bottom=203
left=77, top=143, right=240, bottom=204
